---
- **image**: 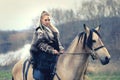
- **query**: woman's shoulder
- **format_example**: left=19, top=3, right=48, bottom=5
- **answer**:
left=33, top=27, right=43, bottom=35
left=34, top=26, right=42, bottom=32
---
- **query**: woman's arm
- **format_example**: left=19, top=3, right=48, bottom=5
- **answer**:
left=53, top=32, right=64, bottom=52
left=30, top=29, right=59, bottom=54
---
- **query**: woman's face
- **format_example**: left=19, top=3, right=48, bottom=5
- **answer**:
left=41, top=15, right=50, bottom=27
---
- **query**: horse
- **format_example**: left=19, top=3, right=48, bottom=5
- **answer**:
left=12, top=25, right=111, bottom=80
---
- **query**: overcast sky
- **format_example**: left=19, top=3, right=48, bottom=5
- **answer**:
left=0, top=0, right=90, bottom=31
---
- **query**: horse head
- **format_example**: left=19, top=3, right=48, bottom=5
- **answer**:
left=83, top=24, right=111, bottom=65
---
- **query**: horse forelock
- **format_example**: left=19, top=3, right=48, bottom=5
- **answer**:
left=86, top=29, right=101, bottom=50
left=86, top=30, right=93, bottom=50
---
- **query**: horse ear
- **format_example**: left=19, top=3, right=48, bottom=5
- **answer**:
left=95, top=25, right=101, bottom=31
left=83, top=24, right=90, bottom=33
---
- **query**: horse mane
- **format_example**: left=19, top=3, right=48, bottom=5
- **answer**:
left=79, top=32, right=87, bottom=49
left=66, top=29, right=101, bottom=53
left=66, top=32, right=86, bottom=53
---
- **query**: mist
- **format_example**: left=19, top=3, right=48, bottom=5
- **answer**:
left=0, top=44, right=30, bottom=66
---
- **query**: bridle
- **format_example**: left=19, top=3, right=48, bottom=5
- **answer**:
left=89, top=45, right=105, bottom=60
left=85, top=29, right=105, bottom=60
left=59, top=29, right=105, bottom=59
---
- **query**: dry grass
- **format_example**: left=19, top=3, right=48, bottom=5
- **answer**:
left=86, top=60, right=120, bottom=80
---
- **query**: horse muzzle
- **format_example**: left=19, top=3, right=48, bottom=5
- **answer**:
left=100, top=56, right=110, bottom=65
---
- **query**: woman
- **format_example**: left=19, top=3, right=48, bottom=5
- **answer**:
left=30, top=11, right=64, bottom=80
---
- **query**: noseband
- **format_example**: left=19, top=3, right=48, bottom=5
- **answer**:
left=90, top=45, right=104, bottom=60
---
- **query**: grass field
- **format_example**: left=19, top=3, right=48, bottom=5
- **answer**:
left=0, top=61, right=120, bottom=80
left=88, top=71, right=120, bottom=80
left=0, top=69, right=120, bottom=80
left=0, top=70, right=12, bottom=80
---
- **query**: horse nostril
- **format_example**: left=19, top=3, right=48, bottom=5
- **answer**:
left=105, top=56, right=110, bottom=61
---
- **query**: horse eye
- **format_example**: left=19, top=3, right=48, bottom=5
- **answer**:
left=92, top=40, right=96, bottom=43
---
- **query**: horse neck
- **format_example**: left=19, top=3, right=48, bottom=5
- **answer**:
left=56, top=49, right=89, bottom=80
left=56, top=35, right=90, bottom=80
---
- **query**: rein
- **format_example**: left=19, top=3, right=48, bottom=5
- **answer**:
left=58, top=52, right=91, bottom=55
left=58, top=45, right=104, bottom=56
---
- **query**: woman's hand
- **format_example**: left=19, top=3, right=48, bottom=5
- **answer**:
left=52, top=49, right=59, bottom=54
left=59, top=50, right=64, bottom=54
